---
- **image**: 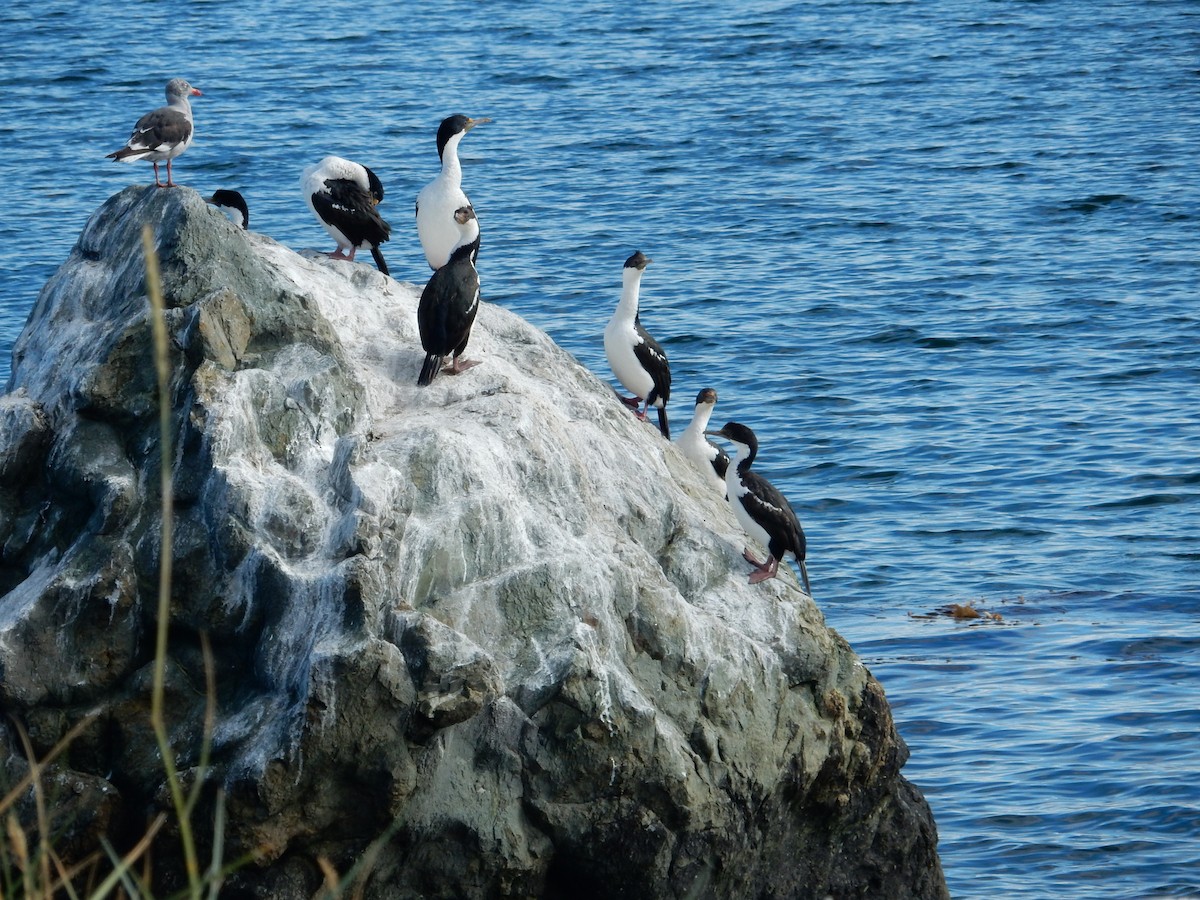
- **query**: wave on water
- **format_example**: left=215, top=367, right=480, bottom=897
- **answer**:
left=1090, top=492, right=1195, bottom=510
left=1057, top=193, right=1136, bottom=214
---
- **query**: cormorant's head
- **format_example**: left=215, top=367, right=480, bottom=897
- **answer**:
left=364, top=166, right=385, bottom=205
left=436, top=114, right=491, bottom=160
left=695, top=387, right=718, bottom=407
left=207, top=189, right=249, bottom=229
left=624, top=250, right=652, bottom=271
left=705, top=421, right=757, bottom=454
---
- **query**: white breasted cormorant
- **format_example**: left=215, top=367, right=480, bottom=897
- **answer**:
left=207, top=190, right=249, bottom=229
left=604, top=250, right=671, bottom=438
left=301, top=156, right=391, bottom=275
left=107, top=78, right=201, bottom=188
left=416, top=114, right=490, bottom=270
left=706, top=421, right=811, bottom=594
left=417, top=206, right=482, bottom=386
left=676, top=388, right=730, bottom=495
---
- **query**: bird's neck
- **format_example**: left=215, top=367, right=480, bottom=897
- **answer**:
left=439, top=134, right=465, bottom=185
left=732, top=442, right=756, bottom=475
left=448, top=236, right=480, bottom=266
left=449, top=223, right=481, bottom=264
left=615, top=271, right=643, bottom=320
left=683, top=405, right=713, bottom=439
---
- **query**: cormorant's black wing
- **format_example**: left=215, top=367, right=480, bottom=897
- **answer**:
left=418, top=255, right=480, bottom=356
left=632, top=314, right=671, bottom=403
left=710, top=443, right=731, bottom=481
left=742, top=471, right=806, bottom=562
left=313, top=178, right=391, bottom=247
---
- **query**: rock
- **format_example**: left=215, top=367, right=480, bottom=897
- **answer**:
left=0, top=719, right=123, bottom=868
left=0, top=187, right=948, bottom=898
left=0, top=392, right=50, bottom=488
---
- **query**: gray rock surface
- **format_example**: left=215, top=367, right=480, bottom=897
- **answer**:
left=0, top=186, right=948, bottom=898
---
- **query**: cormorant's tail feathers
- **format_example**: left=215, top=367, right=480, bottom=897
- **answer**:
left=418, top=353, right=443, bottom=387
left=656, top=406, right=670, bottom=439
left=371, top=245, right=389, bottom=276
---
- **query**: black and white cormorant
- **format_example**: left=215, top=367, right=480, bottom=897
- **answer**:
left=301, top=156, right=391, bottom=275
left=417, top=206, right=482, bottom=386
left=676, top=388, right=730, bottom=496
left=415, top=114, right=490, bottom=270
left=207, top=190, right=249, bottom=229
left=705, top=421, right=811, bottom=594
left=107, top=78, right=201, bottom=188
left=604, top=250, right=671, bottom=438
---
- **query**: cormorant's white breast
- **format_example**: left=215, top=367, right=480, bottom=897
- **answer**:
left=416, top=114, right=490, bottom=270
left=676, top=388, right=730, bottom=495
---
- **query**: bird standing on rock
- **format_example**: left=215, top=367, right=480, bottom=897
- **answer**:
left=676, top=388, right=730, bottom=496
left=416, top=114, right=490, bottom=270
left=301, top=156, right=392, bottom=275
left=706, top=421, right=811, bottom=594
left=107, top=78, right=201, bottom=188
left=417, top=206, right=482, bottom=386
left=604, top=250, right=671, bottom=438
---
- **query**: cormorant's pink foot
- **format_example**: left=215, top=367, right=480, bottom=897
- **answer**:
left=747, top=558, right=779, bottom=584
left=620, top=395, right=641, bottom=409
left=443, top=358, right=481, bottom=376
left=743, top=548, right=765, bottom=567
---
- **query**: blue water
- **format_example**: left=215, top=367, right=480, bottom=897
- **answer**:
left=2, top=1, right=1198, bottom=896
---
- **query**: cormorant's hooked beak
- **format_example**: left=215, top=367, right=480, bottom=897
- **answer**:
left=466, top=116, right=492, bottom=131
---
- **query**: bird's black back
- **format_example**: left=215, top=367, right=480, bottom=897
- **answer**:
left=418, top=237, right=481, bottom=356
left=313, top=178, right=391, bottom=248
